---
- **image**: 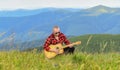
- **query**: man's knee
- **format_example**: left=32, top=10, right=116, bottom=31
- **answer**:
left=70, top=47, right=75, bottom=51
left=69, top=47, right=75, bottom=53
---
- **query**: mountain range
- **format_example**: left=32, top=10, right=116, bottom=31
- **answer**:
left=0, top=5, right=120, bottom=50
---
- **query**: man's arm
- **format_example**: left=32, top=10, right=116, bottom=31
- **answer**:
left=43, top=37, right=59, bottom=53
left=62, top=33, right=74, bottom=47
left=62, top=33, right=70, bottom=45
left=43, top=38, right=51, bottom=51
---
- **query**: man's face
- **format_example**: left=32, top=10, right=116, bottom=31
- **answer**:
left=53, top=28, right=60, bottom=36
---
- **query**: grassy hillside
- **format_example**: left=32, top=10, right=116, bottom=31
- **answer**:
left=0, top=51, right=119, bottom=70
left=0, top=34, right=120, bottom=70
left=69, top=34, right=120, bottom=53
left=25, top=34, right=120, bottom=53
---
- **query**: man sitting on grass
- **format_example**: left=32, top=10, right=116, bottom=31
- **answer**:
left=43, top=26, right=75, bottom=55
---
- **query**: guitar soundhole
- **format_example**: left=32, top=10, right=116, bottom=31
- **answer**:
left=56, top=47, right=59, bottom=49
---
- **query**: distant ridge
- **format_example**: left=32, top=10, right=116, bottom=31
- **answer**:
left=0, top=5, right=120, bottom=47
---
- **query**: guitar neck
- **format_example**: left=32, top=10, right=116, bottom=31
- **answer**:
left=63, top=43, right=75, bottom=48
left=61, top=41, right=81, bottom=49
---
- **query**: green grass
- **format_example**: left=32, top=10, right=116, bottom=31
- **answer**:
left=0, top=34, right=120, bottom=70
left=69, top=34, right=120, bottom=53
left=0, top=50, right=120, bottom=70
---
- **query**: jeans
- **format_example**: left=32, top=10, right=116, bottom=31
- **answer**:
left=63, top=47, right=75, bottom=54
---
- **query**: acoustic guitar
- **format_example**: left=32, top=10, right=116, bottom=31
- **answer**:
left=44, top=41, right=81, bottom=58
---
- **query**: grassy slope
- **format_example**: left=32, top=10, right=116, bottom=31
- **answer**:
left=24, top=34, right=120, bottom=53
left=0, top=51, right=120, bottom=70
left=0, top=34, right=120, bottom=70
left=69, top=34, right=120, bottom=53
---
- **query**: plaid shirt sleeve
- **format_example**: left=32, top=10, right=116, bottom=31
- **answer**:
left=43, top=37, right=51, bottom=51
left=62, top=33, right=70, bottom=45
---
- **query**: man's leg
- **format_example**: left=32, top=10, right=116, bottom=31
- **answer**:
left=63, top=47, right=75, bottom=54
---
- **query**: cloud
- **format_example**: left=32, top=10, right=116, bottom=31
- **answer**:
left=0, top=0, right=120, bottom=10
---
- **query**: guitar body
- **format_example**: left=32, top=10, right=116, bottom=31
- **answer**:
left=44, top=43, right=64, bottom=59
left=44, top=41, right=81, bottom=59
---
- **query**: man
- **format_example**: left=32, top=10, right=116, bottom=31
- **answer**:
left=43, top=26, right=75, bottom=54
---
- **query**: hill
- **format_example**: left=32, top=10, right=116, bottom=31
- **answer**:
left=0, top=5, right=120, bottom=43
left=22, top=34, right=120, bottom=53
left=69, top=34, right=120, bottom=53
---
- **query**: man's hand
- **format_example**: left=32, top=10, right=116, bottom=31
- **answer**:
left=53, top=49, right=60, bottom=54
left=49, top=49, right=59, bottom=54
left=68, top=44, right=73, bottom=48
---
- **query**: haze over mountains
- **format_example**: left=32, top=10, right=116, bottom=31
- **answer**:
left=0, top=5, right=120, bottom=50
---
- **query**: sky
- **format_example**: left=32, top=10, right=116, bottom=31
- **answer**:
left=0, top=0, right=120, bottom=10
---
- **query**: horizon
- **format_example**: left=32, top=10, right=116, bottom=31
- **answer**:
left=0, top=5, right=119, bottom=11
left=0, top=0, right=120, bottom=10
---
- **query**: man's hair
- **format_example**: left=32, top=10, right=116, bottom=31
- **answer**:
left=53, top=26, right=60, bottom=32
left=53, top=26, right=59, bottom=29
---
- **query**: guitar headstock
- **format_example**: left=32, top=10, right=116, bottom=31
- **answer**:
left=74, top=41, right=81, bottom=45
